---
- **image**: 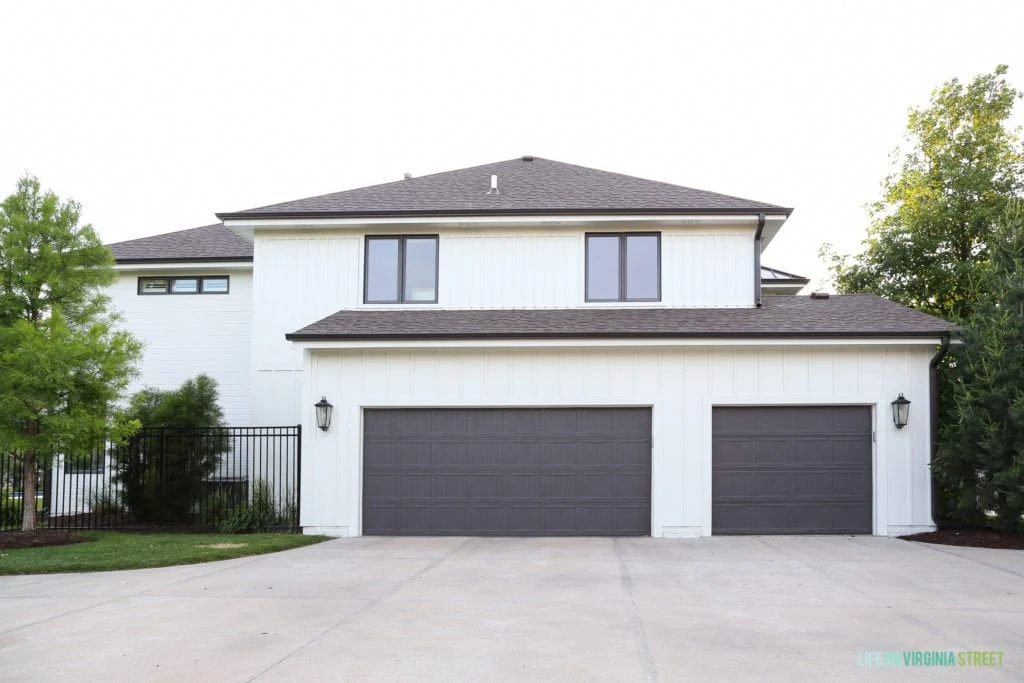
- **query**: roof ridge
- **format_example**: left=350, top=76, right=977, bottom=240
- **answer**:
left=236, top=157, right=534, bottom=213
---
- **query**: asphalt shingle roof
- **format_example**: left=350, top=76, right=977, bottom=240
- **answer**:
left=286, top=294, right=957, bottom=340
left=217, top=157, right=792, bottom=220
left=108, top=224, right=253, bottom=263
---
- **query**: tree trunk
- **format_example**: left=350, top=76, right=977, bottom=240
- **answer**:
left=21, top=451, right=37, bottom=531
left=21, top=419, right=39, bottom=531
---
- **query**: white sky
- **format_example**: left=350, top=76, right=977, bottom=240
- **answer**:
left=2, top=0, right=1023, bottom=290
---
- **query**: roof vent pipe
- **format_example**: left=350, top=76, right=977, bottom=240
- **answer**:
left=487, top=174, right=499, bottom=195
left=403, top=173, right=412, bottom=180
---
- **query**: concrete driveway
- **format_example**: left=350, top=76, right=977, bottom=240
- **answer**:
left=1, top=536, right=1022, bottom=681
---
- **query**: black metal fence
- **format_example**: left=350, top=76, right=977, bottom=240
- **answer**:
left=1, top=426, right=301, bottom=532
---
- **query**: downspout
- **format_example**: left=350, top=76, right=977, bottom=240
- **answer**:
left=929, top=333, right=951, bottom=527
left=754, top=213, right=766, bottom=307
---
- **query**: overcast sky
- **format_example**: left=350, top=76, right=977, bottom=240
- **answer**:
left=2, top=0, right=1022, bottom=289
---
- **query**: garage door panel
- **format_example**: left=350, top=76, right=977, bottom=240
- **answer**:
left=433, top=475, right=467, bottom=498
left=579, top=441, right=615, bottom=466
left=468, top=474, right=502, bottom=498
left=466, top=506, right=503, bottom=532
left=616, top=474, right=651, bottom=498
left=505, top=474, right=542, bottom=498
left=713, top=406, right=872, bottom=535
left=364, top=408, right=651, bottom=536
left=543, top=442, right=579, bottom=466
left=504, top=441, right=542, bottom=466
left=577, top=474, right=615, bottom=498
left=364, top=474, right=398, bottom=498
left=400, top=475, right=432, bottom=498
left=544, top=474, right=576, bottom=498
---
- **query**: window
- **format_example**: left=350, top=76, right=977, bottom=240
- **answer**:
left=138, top=276, right=230, bottom=295
left=364, top=236, right=438, bottom=304
left=586, top=233, right=660, bottom=302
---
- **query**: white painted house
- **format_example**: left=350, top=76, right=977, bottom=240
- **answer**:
left=107, top=157, right=954, bottom=538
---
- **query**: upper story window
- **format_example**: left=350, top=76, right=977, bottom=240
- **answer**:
left=138, top=276, right=230, bottom=295
left=585, top=233, right=660, bottom=302
left=364, top=236, right=438, bottom=304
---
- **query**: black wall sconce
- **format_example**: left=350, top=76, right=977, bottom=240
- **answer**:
left=891, top=393, right=910, bottom=429
left=314, top=396, right=333, bottom=431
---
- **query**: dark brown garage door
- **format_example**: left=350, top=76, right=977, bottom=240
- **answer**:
left=712, top=406, right=872, bottom=534
left=363, top=408, right=651, bottom=536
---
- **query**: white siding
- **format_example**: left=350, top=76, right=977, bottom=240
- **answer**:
left=299, top=343, right=936, bottom=538
left=110, top=270, right=252, bottom=426
left=249, top=225, right=756, bottom=424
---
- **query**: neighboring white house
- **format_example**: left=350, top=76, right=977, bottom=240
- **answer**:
left=107, top=156, right=954, bottom=538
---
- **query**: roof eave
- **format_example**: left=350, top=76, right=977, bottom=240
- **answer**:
left=285, top=330, right=955, bottom=342
left=113, top=256, right=254, bottom=265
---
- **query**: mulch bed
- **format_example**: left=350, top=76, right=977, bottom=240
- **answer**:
left=902, top=529, right=1024, bottom=550
left=0, top=530, right=90, bottom=550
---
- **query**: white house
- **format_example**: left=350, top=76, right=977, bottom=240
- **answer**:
left=107, top=156, right=954, bottom=538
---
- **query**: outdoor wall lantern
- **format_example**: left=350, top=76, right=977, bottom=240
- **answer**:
left=314, top=396, right=334, bottom=431
left=891, top=393, right=911, bottom=429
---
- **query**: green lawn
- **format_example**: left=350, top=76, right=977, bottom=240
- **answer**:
left=0, top=532, right=330, bottom=574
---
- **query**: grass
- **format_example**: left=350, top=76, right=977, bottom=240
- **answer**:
left=0, top=532, right=330, bottom=574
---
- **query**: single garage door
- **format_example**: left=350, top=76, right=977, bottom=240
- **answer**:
left=363, top=408, right=651, bottom=536
left=712, top=406, right=872, bottom=534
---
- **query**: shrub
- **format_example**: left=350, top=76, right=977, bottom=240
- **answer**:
left=219, top=480, right=294, bottom=534
left=1, top=489, right=22, bottom=530
left=89, top=489, right=123, bottom=516
left=115, top=375, right=229, bottom=524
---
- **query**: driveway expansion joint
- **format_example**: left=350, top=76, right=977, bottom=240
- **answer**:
left=613, top=538, right=659, bottom=683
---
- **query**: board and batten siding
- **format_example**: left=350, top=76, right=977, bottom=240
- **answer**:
left=298, top=343, right=936, bottom=538
left=110, top=270, right=253, bottom=426
left=249, top=226, right=755, bottom=423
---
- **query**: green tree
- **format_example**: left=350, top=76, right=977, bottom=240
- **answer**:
left=823, top=65, right=1024, bottom=322
left=0, top=174, right=141, bottom=530
left=934, top=201, right=1024, bottom=532
left=119, top=375, right=229, bottom=524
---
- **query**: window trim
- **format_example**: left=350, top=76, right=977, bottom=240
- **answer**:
left=137, top=276, right=231, bottom=295
left=585, top=232, right=661, bottom=302
left=363, top=235, right=440, bottom=304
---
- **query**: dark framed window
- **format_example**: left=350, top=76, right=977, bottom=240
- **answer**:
left=585, top=233, right=660, bottom=302
left=138, top=276, right=230, bottom=295
left=364, top=236, right=439, bottom=304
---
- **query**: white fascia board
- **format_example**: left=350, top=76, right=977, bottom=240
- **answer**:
left=225, top=213, right=790, bottom=236
left=289, top=337, right=947, bottom=351
left=113, top=261, right=254, bottom=272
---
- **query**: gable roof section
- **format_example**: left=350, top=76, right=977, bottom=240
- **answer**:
left=286, top=295, right=956, bottom=341
left=760, top=265, right=809, bottom=283
left=108, top=223, right=253, bottom=263
left=217, top=157, right=792, bottom=220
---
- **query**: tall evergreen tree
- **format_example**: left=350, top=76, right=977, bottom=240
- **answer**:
left=935, top=200, right=1024, bottom=531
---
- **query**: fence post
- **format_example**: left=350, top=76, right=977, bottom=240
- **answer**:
left=294, top=424, right=302, bottom=531
left=158, top=426, right=167, bottom=527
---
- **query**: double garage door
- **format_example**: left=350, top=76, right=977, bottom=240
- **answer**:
left=362, top=406, right=872, bottom=536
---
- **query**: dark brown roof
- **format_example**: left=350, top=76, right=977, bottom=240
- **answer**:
left=286, top=295, right=957, bottom=341
left=108, top=224, right=253, bottom=263
left=217, top=157, right=792, bottom=220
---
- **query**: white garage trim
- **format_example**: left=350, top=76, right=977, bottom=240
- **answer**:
left=300, top=345, right=936, bottom=538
